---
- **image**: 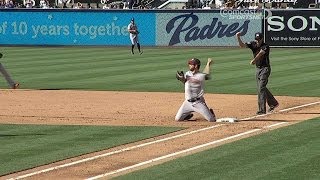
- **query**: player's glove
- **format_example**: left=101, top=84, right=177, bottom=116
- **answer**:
left=176, top=71, right=185, bottom=82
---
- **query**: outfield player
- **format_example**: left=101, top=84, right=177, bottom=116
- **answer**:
left=175, top=58, right=216, bottom=122
left=0, top=53, right=19, bottom=89
left=236, top=32, right=279, bottom=115
left=127, top=18, right=142, bottom=55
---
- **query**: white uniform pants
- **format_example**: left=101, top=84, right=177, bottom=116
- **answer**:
left=175, top=98, right=216, bottom=122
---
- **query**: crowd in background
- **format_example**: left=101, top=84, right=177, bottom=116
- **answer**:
left=0, top=0, right=318, bottom=9
left=208, top=0, right=294, bottom=9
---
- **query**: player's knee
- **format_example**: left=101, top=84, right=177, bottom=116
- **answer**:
left=207, top=112, right=216, bottom=122
left=175, top=115, right=183, bottom=121
left=208, top=116, right=216, bottom=122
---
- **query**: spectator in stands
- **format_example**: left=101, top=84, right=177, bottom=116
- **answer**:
left=102, top=3, right=110, bottom=9
left=74, top=2, right=83, bottom=9
left=248, top=2, right=259, bottom=9
left=5, top=0, right=15, bottom=8
left=128, top=0, right=135, bottom=9
left=40, top=0, right=49, bottom=8
left=271, top=2, right=282, bottom=9
left=60, top=0, right=67, bottom=8
left=26, top=0, right=35, bottom=8
left=225, top=0, right=235, bottom=9
left=215, top=0, right=224, bottom=8
left=0, top=0, right=5, bottom=8
left=87, top=2, right=92, bottom=9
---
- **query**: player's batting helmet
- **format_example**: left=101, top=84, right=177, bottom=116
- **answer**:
left=188, top=58, right=201, bottom=66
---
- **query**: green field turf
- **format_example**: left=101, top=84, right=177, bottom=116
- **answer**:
left=0, top=47, right=319, bottom=97
left=0, top=124, right=183, bottom=176
left=116, top=117, right=320, bottom=180
left=0, top=47, right=319, bottom=178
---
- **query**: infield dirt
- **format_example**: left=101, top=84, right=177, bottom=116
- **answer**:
left=1, top=90, right=319, bottom=179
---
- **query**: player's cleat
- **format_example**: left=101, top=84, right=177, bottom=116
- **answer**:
left=268, top=103, right=279, bottom=112
left=131, top=51, right=134, bottom=54
left=12, top=83, right=19, bottom=89
left=209, top=108, right=216, bottom=122
left=139, top=51, right=143, bottom=55
left=183, top=114, right=193, bottom=120
left=256, top=111, right=266, bottom=115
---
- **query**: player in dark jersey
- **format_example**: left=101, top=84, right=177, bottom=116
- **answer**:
left=236, top=32, right=279, bottom=115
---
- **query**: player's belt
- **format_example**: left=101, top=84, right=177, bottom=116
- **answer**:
left=256, top=65, right=270, bottom=68
left=188, top=97, right=201, bottom=102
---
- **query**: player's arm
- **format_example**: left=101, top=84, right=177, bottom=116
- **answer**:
left=176, top=71, right=186, bottom=84
left=127, top=25, right=135, bottom=34
left=250, top=50, right=265, bottom=65
left=128, top=28, right=134, bottom=34
left=203, top=58, right=213, bottom=80
left=236, top=32, right=246, bottom=48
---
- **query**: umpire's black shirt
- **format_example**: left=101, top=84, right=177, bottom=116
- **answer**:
left=246, top=41, right=270, bottom=68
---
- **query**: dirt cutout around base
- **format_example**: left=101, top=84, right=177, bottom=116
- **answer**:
left=1, top=90, right=319, bottom=179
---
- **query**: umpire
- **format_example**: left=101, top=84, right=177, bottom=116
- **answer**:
left=236, top=32, right=279, bottom=115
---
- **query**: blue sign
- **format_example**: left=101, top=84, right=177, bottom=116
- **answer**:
left=0, top=10, right=156, bottom=46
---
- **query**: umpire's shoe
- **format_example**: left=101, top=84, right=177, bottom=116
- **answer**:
left=12, top=83, right=19, bottom=89
left=268, top=103, right=279, bottom=112
left=256, top=111, right=266, bottom=115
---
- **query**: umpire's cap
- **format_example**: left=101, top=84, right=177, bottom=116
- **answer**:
left=188, top=58, right=201, bottom=66
left=255, top=32, right=263, bottom=41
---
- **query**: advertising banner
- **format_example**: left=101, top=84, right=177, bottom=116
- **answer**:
left=265, top=9, right=320, bottom=47
left=156, top=10, right=262, bottom=46
left=0, top=10, right=155, bottom=46
left=0, top=9, right=262, bottom=47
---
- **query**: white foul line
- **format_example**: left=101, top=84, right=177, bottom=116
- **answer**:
left=9, top=124, right=225, bottom=180
left=240, top=101, right=320, bottom=121
left=279, top=101, right=320, bottom=112
left=86, top=122, right=287, bottom=180
left=9, top=101, right=320, bottom=180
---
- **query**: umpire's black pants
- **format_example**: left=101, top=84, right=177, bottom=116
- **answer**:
left=256, top=67, right=278, bottom=113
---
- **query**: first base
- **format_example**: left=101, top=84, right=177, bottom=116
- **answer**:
left=216, top=117, right=238, bottom=123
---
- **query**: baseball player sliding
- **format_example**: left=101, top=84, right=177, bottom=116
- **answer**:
left=127, top=18, right=142, bottom=55
left=175, top=58, right=216, bottom=122
left=0, top=53, right=19, bottom=89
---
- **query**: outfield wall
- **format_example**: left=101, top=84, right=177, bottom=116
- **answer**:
left=0, top=9, right=319, bottom=47
left=0, top=9, right=155, bottom=46
left=0, top=9, right=261, bottom=46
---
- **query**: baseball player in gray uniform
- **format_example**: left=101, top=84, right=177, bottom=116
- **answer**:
left=127, top=18, right=142, bottom=55
left=175, top=58, right=216, bottom=122
left=0, top=53, right=19, bottom=89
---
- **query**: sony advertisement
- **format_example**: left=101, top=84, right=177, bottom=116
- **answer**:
left=265, top=9, right=320, bottom=47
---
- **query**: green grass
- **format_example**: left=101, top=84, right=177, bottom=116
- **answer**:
left=0, top=46, right=319, bottom=178
left=116, top=117, right=320, bottom=180
left=0, top=47, right=319, bottom=96
left=0, top=124, right=183, bottom=176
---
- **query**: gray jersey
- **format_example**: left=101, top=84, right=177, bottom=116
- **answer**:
left=127, top=22, right=139, bottom=44
left=175, top=71, right=215, bottom=122
left=184, top=71, right=206, bottom=100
